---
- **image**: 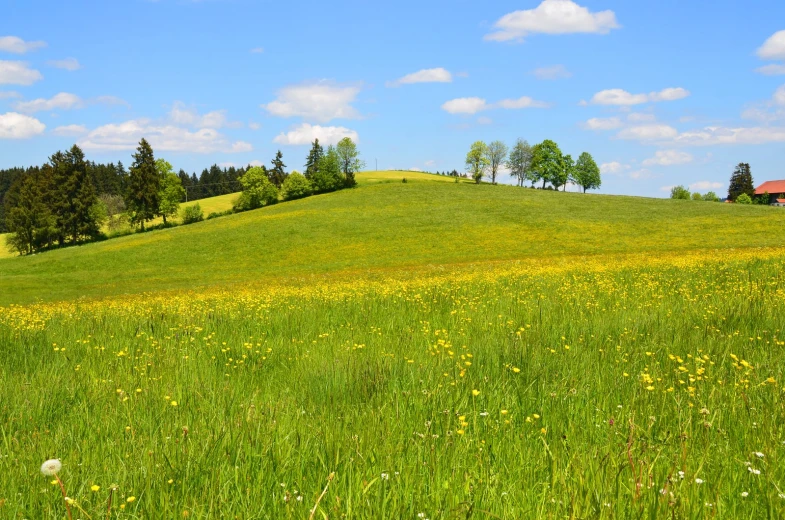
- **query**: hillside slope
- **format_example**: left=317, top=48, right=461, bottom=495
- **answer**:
left=1, top=173, right=784, bottom=304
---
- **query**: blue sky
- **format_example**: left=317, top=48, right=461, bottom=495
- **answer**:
left=1, top=0, right=784, bottom=196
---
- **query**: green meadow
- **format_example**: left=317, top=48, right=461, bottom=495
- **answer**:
left=2, top=172, right=785, bottom=518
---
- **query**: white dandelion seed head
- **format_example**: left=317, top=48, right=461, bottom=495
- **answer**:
left=40, top=459, right=62, bottom=476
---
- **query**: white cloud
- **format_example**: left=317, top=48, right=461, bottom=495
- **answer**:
left=689, top=181, right=723, bottom=192
left=0, top=91, right=20, bottom=99
left=591, top=87, right=689, bottom=105
left=477, top=116, right=493, bottom=125
left=672, top=126, right=785, bottom=146
left=442, top=97, right=489, bottom=114
left=776, top=84, right=785, bottom=105
left=250, top=47, right=264, bottom=54
left=757, top=30, right=785, bottom=60
left=617, top=124, right=678, bottom=141
left=628, top=169, right=653, bottom=180
left=168, top=101, right=238, bottom=128
left=0, top=112, right=45, bottom=139
left=248, top=160, right=264, bottom=167
left=0, top=36, right=46, bottom=54
left=48, top=58, right=81, bottom=71
left=532, top=64, right=571, bottom=80
left=485, top=0, right=620, bottom=42
left=78, top=119, right=252, bottom=153
left=387, top=68, right=452, bottom=87
left=442, top=96, right=548, bottom=114
left=263, top=82, right=361, bottom=123
left=583, top=117, right=622, bottom=130
left=741, top=85, right=785, bottom=121
left=94, top=95, right=130, bottom=108
left=248, top=122, right=261, bottom=130
left=272, top=123, right=359, bottom=146
left=627, top=112, right=656, bottom=122
left=52, top=124, right=88, bottom=136
left=13, top=92, right=83, bottom=113
left=642, top=150, right=694, bottom=166
left=600, top=161, right=629, bottom=174
left=0, top=60, right=43, bottom=85
left=755, top=64, right=785, bottom=76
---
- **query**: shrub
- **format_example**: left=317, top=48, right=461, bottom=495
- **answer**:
left=181, top=203, right=204, bottom=224
left=736, top=193, right=752, bottom=205
left=670, top=185, right=690, bottom=200
left=702, top=191, right=721, bottom=202
left=206, top=209, right=234, bottom=220
left=281, top=171, right=313, bottom=201
left=691, top=192, right=703, bottom=201
left=235, top=167, right=280, bottom=210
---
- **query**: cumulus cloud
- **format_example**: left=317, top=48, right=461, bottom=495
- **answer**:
left=485, top=0, right=620, bottom=42
left=756, top=64, right=785, bottom=76
left=616, top=124, right=678, bottom=141
left=442, top=96, right=548, bottom=114
left=590, top=87, right=689, bottom=106
left=387, top=68, right=452, bottom=87
left=168, top=101, right=239, bottom=129
left=757, top=30, right=785, bottom=61
left=13, top=92, right=83, bottom=113
left=689, top=181, right=723, bottom=192
left=532, top=64, right=572, bottom=80
left=0, top=91, right=20, bottom=99
left=0, top=36, right=46, bottom=54
left=94, top=95, right=130, bottom=108
left=0, top=112, right=46, bottom=139
left=263, top=82, right=361, bottom=123
left=248, top=122, right=261, bottom=130
left=672, top=126, right=785, bottom=146
left=78, top=119, right=252, bottom=153
left=0, top=60, right=43, bottom=85
left=628, top=169, right=653, bottom=180
left=742, top=85, right=785, bottom=121
left=600, top=161, right=629, bottom=175
left=582, top=117, right=623, bottom=130
left=642, top=150, right=694, bottom=166
left=48, top=58, right=81, bottom=71
left=627, top=112, right=656, bottom=122
left=272, top=123, right=359, bottom=146
left=52, top=124, right=88, bottom=136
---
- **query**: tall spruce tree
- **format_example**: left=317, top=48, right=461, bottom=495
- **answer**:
left=304, top=139, right=324, bottom=179
left=4, top=169, right=55, bottom=254
left=126, top=138, right=160, bottom=231
left=727, top=163, right=754, bottom=201
left=50, top=145, right=100, bottom=244
left=268, top=150, right=287, bottom=187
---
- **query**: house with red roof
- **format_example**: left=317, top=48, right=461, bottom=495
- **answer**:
left=754, top=180, right=785, bottom=206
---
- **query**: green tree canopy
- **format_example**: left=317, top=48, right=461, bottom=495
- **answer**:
left=50, top=145, right=101, bottom=243
left=234, top=166, right=279, bottom=211
left=281, top=171, right=313, bottom=201
left=312, top=146, right=344, bottom=193
left=702, top=191, right=720, bottom=202
left=335, top=138, right=364, bottom=187
left=126, top=138, right=160, bottom=231
left=506, top=139, right=533, bottom=187
left=727, top=163, right=754, bottom=201
left=670, top=185, right=691, bottom=200
left=465, top=141, right=489, bottom=184
left=156, top=158, right=185, bottom=225
left=268, top=150, right=288, bottom=188
left=485, top=141, right=508, bottom=185
left=530, top=139, right=563, bottom=189
left=304, top=139, right=324, bottom=179
left=573, top=152, right=601, bottom=193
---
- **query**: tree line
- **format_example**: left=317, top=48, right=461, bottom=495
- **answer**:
left=2, top=137, right=364, bottom=255
left=671, top=163, right=779, bottom=204
left=465, top=139, right=601, bottom=192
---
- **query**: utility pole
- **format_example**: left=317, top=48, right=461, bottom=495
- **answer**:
left=375, top=158, right=378, bottom=172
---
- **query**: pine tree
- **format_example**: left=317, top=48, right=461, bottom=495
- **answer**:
left=4, top=169, right=54, bottom=254
left=304, top=139, right=324, bottom=179
left=727, top=163, right=754, bottom=201
left=269, top=150, right=288, bottom=188
left=126, top=138, right=160, bottom=231
left=50, top=145, right=100, bottom=244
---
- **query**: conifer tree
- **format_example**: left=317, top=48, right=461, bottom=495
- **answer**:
left=126, top=138, right=160, bottom=231
left=4, top=169, right=54, bottom=254
left=727, top=163, right=754, bottom=201
left=305, top=139, right=324, bottom=179
left=50, top=145, right=100, bottom=244
left=268, top=150, right=288, bottom=188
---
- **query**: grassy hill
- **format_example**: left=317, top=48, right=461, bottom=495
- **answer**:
left=1, top=170, right=783, bottom=305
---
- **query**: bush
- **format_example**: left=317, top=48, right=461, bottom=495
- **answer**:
left=281, top=171, right=313, bottom=201
left=235, top=167, right=280, bottom=210
left=736, top=193, right=753, bottom=205
left=702, top=191, right=721, bottom=202
left=181, top=203, right=204, bottom=224
left=691, top=192, right=703, bottom=201
left=670, top=185, right=691, bottom=200
left=206, top=209, right=234, bottom=220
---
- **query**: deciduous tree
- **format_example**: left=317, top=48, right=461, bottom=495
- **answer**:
left=156, top=158, right=185, bottom=225
left=573, top=152, right=601, bottom=193
left=507, top=139, right=533, bottom=187
left=336, top=138, right=364, bottom=187
left=465, top=141, right=489, bottom=184
left=530, top=140, right=563, bottom=189
left=485, top=141, right=508, bottom=185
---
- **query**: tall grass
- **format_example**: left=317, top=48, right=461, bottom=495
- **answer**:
left=1, top=249, right=784, bottom=518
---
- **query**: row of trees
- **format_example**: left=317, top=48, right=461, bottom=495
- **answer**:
left=669, top=186, right=722, bottom=202
left=672, top=163, right=779, bottom=204
left=465, top=139, right=602, bottom=193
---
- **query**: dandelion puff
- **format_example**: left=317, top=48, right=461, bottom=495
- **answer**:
left=40, top=459, right=62, bottom=476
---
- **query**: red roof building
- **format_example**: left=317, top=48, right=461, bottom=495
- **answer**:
left=755, top=180, right=785, bottom=205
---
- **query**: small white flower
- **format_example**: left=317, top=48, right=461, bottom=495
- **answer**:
left=754, top=452, right=764, bottom=458
left=678, top=471, right=685, bottom=479
left=748, top=467, right=761, bottom=475
left=296, top=495, right=303, bottom=502
left=479, top=412, right=489, bottom=417
left=40, top=459, right=62, bottom=476
left=695, top=478, right=704, bottom=484
left=381, top=473, right=389, bottom=480
left=659, top=488, right=667, bottom=495
left=417, top=514, right=426, bottom=519
left=741, top=491, right=749, bottom=497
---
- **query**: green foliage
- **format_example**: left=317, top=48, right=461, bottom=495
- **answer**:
left=126, top=139, right=160, bottom=231
left=691, top=192, right=703, bottom=201
left=702, top=191, right=721, bottom=202
left=50, top=145, right=102, bottom=243
left=485, top=141, right=508, bottom=184
left=506, top=139, right=533, bottom=187
left=4, top=169, right=55, bottom=254
left=755, top=191, right=770, bottom=205
left=736, top=193, right=753, bottom=204
left=235, top=166, right=279, bottom=211
left=670, top=185, right=691, bottom=200
left=553, top=153, right=573, bottom=191
left=727, top=163, right=754, bottom=201
left=573, top=152, right=602, bottom=193
left=304, top=139, right=324, bottom=179
left=312, top=146, right=345, bottom=193
left=268, top=150, right=288, bottom=188
left=281, top=171, right=313, bottom=201
left=156, top=159, right=185, bottom=225
left=336, top=137, right=364, bottom=187
left=180, top=203, right=204, bottom=224
left=530, top=140, right=563, bottom=189
left=465, top=141, right=489, bottom=184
